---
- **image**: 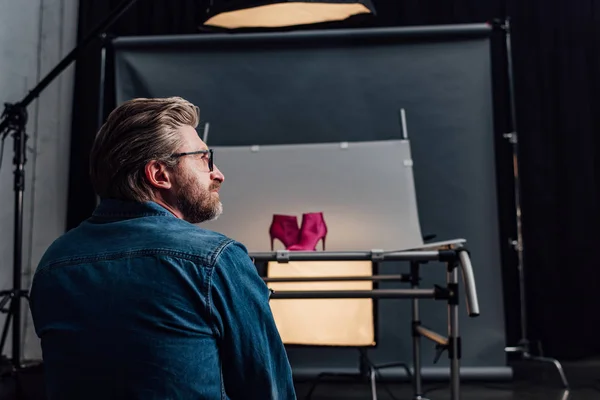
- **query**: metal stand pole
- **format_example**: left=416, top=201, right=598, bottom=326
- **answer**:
left=0, top=104, right=31, bottom=370
left=497, top=18, right=569, bottom=389
left=97, top=34, right=109, bottom=131
left=447, top=261, right=460, bottom=400
left=410, top=261, right=428, bottom=400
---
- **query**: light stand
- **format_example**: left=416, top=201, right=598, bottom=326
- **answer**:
left=0, top=0, right=140, bottom=371
left=496, top=18, right=569, bottom=389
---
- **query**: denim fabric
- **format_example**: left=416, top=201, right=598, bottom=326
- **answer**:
left=29, top=199, right=296, bottom=400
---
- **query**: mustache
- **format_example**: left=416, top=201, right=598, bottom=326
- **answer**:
left=209, top=181, right=221, bottom=191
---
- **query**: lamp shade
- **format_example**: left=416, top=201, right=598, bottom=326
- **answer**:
left=202, top=0, right=376, bottom=30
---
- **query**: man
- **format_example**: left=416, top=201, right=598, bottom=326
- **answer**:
left=29, top=97, right=296, bottom=400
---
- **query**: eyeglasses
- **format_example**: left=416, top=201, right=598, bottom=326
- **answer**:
left=171, top=149, right=214, bottom=172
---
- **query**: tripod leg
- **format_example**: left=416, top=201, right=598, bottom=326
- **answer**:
left=369, top=366, right=377, bottom=400
left=0, top=310, right=12, bottom=357
left=558, top=389, right=570, bottom=400
left=527, top=354, right=569, bottom=389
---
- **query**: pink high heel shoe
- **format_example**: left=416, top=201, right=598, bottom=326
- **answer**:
left=287, top=212, right=328, bottom=251
left=269, top=214, right=300, bottom=250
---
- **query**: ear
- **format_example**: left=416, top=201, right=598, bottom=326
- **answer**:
left=144, top=160, right=174, bottom=190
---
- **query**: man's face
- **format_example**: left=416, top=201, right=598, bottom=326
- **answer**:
left=172, top=125, right=224, bottom=224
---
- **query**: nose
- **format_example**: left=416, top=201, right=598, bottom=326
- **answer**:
left=210, top=164, right=224, bottom=183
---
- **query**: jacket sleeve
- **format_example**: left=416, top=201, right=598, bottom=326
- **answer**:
left=209, top=240, right=296, bottom=400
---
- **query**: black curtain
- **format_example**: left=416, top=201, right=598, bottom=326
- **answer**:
left=67, top=0, right=600, bottom=361
left=508, top=2, right=600, bottom=360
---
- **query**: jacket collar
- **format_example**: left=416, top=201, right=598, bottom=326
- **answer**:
left=91, top=198, right=175, bottom=219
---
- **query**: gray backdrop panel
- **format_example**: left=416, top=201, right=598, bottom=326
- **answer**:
left=112, top=24, right=510, bottom=379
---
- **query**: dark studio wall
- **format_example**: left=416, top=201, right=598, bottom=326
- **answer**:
left=68, top=0, right=600, bottom=361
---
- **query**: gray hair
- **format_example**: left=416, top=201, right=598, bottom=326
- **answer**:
left=89, top=97, right=199, bottom=202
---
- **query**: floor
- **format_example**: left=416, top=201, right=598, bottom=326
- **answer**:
left=293, top=358, right=600, bottom=399
left=1, top=358, right=600, bottom=400
left=294, top=381, right=586, bottom=400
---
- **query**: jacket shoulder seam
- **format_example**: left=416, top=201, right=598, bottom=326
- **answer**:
left=37, top=248, right=214, bottom=273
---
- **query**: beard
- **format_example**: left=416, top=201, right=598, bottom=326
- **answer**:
left=174, top=170, right=223, bottom=224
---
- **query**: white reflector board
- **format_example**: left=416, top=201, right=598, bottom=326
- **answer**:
left=201, top=140, right=424, bottom=252
left=267, top=260, right=375, bottom=346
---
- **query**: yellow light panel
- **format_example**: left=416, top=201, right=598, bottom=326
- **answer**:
left=267, top=260, right=375, bottom=346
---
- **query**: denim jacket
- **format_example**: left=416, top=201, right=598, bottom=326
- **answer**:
left=29, top=199, right=296, bottom=400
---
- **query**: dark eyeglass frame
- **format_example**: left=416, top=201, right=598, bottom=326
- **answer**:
left=171, top=149, right=214, bottom=172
